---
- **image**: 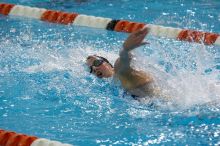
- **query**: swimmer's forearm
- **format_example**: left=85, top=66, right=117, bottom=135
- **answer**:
left=119, top=48, right=132, bottom=64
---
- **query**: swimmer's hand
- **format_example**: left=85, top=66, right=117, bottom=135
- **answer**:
left=123, top=27, right=149, bottom=52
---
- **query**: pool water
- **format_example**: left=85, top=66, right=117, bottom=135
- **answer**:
left=0, top=0, right=220, bottom=145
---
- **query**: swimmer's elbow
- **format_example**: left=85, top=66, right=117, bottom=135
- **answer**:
left=114, top=58, right=131, bottom=74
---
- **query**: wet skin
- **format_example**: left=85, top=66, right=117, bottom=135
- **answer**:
left=86, top=27, right=156, bottom=97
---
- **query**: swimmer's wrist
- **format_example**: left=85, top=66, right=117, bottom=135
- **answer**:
left=123, top=43, right=134, bottom=52
left=120, top=45, right=132, bottom=54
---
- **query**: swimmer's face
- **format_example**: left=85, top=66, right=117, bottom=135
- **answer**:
left=86, top=55, right=114, bottom=78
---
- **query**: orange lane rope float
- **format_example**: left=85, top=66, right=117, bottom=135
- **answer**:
left=41, top=10, right=78, bottom=24
left=114, top=20, right=145, bottom=33
left=0, top=3, right=219, bottom=46
left=0, top=129, right=72, bottom=146
left=177, top=30, right=219, bottom=45
left=0, top=3, right=15, bottom=15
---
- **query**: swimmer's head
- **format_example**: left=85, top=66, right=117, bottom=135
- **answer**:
left=86, top=55, right=114, bottom=78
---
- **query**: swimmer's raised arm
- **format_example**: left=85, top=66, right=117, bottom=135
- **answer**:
left=116, top=27, right=150, bottom=71
left=86, top=27, right=157, bottom=98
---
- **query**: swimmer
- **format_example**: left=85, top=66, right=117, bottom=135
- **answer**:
left=86, top=27, right=161, bottom=100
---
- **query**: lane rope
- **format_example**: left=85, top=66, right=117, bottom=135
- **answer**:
left=0, top=129, right=72, bottom=146
left=0, top=3, right=219, bottom=46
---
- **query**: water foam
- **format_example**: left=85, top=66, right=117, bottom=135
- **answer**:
left=132, top=37, right=220, bottom=109
left=1, top=21, right=219, bottom=110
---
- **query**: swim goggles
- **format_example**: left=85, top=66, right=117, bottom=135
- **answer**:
left=88, top=55, right=113, bottom=73
left=89, top=57, right=105, bottom=73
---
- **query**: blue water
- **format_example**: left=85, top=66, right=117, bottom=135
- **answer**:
left=0, top=0, right=220, bottom=145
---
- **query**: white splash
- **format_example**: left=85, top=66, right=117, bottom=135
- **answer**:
left=22, top=43, right=118, bottom=77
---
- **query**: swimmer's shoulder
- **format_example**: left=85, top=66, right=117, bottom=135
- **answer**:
left=115, top=64, right=153, bottom=90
